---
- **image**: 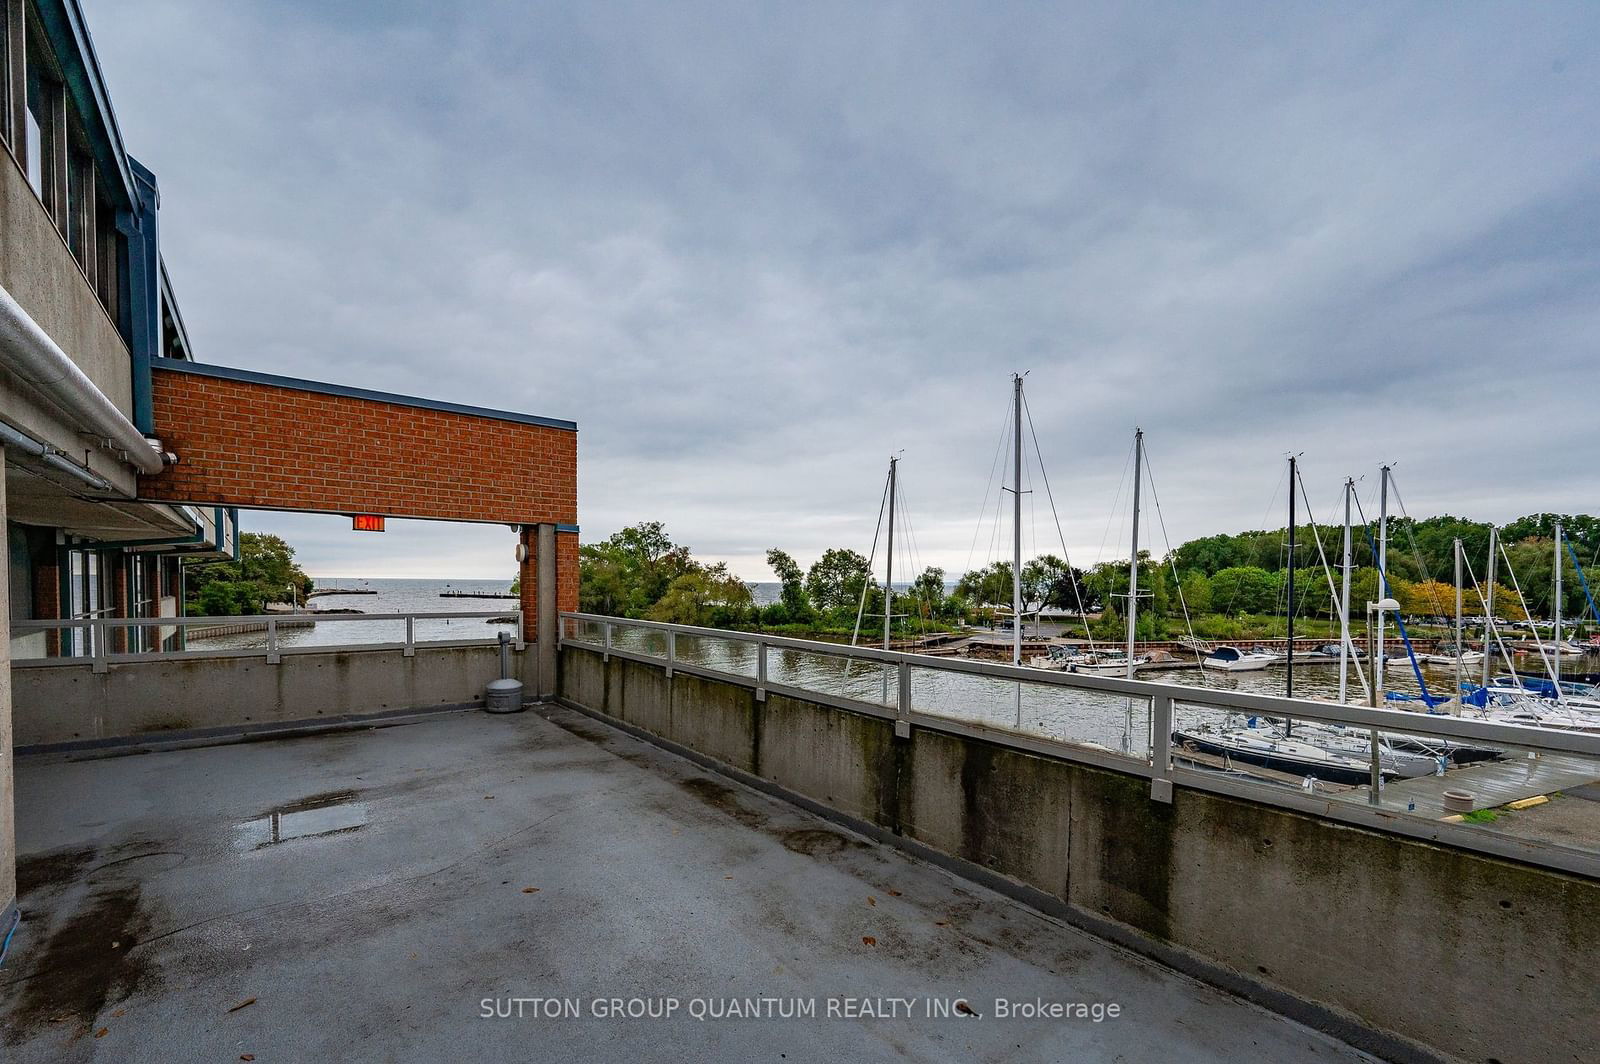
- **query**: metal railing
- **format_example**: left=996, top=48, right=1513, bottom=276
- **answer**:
left=13, top=610, right=524, bottom=672
left=558, top=611, right=1600, bottom=879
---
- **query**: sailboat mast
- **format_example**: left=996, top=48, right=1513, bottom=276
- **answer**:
left=1482, top=526, right=1498, bottom=689
left=1453, top=537, right=1464, bottom=714
left=1126, top=430, right=1143, bottom=680
left=1555, top=520, right=1563, bottom=651
left=1286, top=454, right=1296, bottom=700
left=1012, top=374, right=1023, bottom=667
left=1338, top=478, right=1353, bottom=704
left=1376, top=464, right=1390, bottom=695
left=884, top=456, right=897, bottom=654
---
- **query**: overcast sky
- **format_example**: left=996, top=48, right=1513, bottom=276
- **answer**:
left=85, top=2, right=1599, bottom=581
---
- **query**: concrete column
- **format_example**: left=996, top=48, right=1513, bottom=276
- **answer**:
left=1, top=442, right=16, bottom=935
left=537, top=522, right=557, bottom=699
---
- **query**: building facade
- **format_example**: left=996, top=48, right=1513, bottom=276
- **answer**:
left=1, top=0, right=237, bottom=670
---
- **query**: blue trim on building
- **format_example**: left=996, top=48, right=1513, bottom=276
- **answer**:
left=556, top=524, right=581, bottom=534
left=151, top=358, right=579, bottom=432
left=123, top=159, right=162, bottom=433
left=34, top=1, right=137, bottom=209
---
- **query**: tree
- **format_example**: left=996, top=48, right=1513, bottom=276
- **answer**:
left=647, top=564, right=754, bottom=627
left=1208, top=567, right=1277, bottom=615
left=1179, top=571, right=1212, bottom=614
left=766, top=548, right=809, bottom=616
left=805, top=548, right=873, bottom=614
left=579, top=521, right=699, bottom=617
left=956, top=562, right=1013, bottom=608
left=909, top=566, right=948, bottom=620
left=185, top=532, right=312, bottom=616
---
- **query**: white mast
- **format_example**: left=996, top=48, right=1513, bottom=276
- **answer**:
left=1555, top=520, right=1563, bottom=650
left=1126, top=429, right=1143, bottom=680
left=1376, top=464, right=1390, bottom=695
left=1454, top=537, right=1463, bottom=714
left=1338, top=478, right=1353, bottom=704
left=1482, top=526, right=1498, bottom=689
left=884, top=456, right=897, bottom=654
left=1011, top=374, right=1024, bottom=667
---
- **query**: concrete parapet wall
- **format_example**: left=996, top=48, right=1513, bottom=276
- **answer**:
left=13, top=644, right=542, bottom=748
left=558, top=644, right=1598, bottom=1064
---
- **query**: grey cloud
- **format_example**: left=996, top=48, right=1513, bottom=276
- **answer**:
left=84, top=1, right=1600, bottom=578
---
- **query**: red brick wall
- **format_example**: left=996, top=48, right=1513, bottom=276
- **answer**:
left=140, top=367, right=577, bottom=526
left=557, top=529, right=579, bottom=614
left=516, top=527, right=581, bottom=640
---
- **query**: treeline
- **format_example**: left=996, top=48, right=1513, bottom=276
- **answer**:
left=580, top=522, right=954, bottom=635
left=1167, top=512, right=1600, bottom=625
left=578, top=513, right=1600, bottom=641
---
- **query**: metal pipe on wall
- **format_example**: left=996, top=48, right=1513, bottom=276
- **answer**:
left=0, top=282, right=166, bottom=475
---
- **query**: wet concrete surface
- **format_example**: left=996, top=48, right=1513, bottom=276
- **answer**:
left=3, top=706, right=1376, bottom=1063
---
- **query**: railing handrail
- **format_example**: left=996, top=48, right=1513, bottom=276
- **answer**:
left=558, top=611, right=1600, bottom=758
left=13, top=609, right=525, bottom=672
left=14, top=610, right=519, bottom=629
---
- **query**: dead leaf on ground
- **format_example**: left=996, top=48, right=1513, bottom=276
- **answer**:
left=955, top=1000, right=976, bottom=1017
left=112, top=1009, right=125, bottom=1018
left=861, top=936, right=877, bottom=946
left=227, top=997, right=257, bottom=1013
left=887, top=890, right=902, bottom=897
left=867, top=896, right=876, bottom=906
left=934, top=920, right=949, bottom=927
left=241, top=1056, right=256, bottom=1061
left=521, top=887, right=540, bottom=894
left=94, top=1028, right=108, bottom=1038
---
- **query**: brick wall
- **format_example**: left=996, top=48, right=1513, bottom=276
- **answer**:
left=140, top=365, right=576, bottom=526
left=141, top=363, right=579, bottom=643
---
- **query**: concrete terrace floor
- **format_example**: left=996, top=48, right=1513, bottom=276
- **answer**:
left=2, top=706, right=1376, bottom=1063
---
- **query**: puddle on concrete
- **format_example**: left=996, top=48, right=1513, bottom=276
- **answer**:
left=236, top=790, right=368, bottom=850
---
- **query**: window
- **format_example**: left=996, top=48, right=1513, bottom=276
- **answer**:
left=65, top=547, right=113, bottom=656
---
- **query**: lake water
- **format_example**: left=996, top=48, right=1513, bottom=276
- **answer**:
left=188, top=577, right=519, bottom=650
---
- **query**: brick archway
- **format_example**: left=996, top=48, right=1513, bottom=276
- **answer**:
left=136, top=359, right=578, bottom=684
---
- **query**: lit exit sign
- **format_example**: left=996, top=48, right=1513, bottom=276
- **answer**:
left=352, top=515, right=386, bottom=532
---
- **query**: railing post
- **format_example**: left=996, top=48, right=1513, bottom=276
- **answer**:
left=266, top=618, right=280, bottom=664
left=756, top=640, right=767, bottom=702
left=91, top=617, right=108, bottom=674
left=1150, top=693, right=1174, bottom=802
left=404, top=615, right=415, bottom=658
left=1368, top=729, right=1382, bottom=806
left=895, top=659, right=911, bottom=738
left=603, top=621, right=612, bottom=662
left=665, top=629, right=676, bottom=678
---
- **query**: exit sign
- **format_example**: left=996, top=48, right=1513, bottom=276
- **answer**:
left=352, top=515, right=386, bottom=532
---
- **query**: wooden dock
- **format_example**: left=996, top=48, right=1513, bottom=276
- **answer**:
left=1376, top=754, right=1600, bottom=817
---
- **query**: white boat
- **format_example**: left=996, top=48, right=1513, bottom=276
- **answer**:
left=1202, top=645, right=1276, bottom=672
left=1420, top=648, right=1485, bottom=667
left=1066, top=651, right=1151, bottom=675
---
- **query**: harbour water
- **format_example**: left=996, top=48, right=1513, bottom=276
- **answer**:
left=195, top=576, right=1595, bottom=757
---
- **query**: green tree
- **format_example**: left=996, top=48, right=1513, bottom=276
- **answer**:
left=805, top=548, right=873, bottom=614
left=185, top=532, right=312, bottom=616
left=1179, top=571, right=1212, bottom=614
left=578, top=521, right=698, bottom=617
left=1209, top=566, right=1277, bottom=615
left=647, top=564, right=754, bottom=627
left=766, top=548, right=810, bottom=616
